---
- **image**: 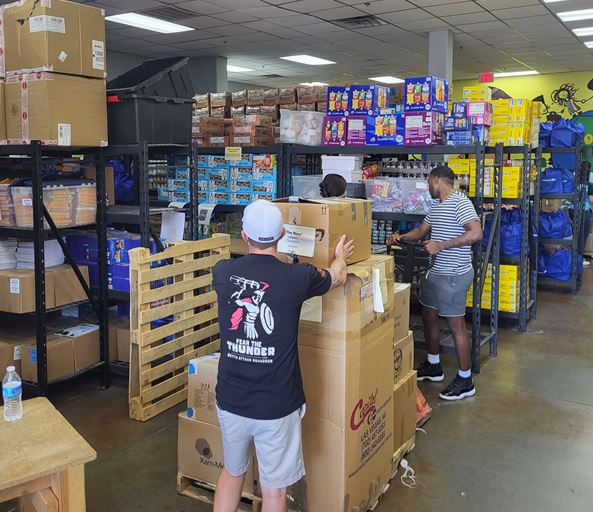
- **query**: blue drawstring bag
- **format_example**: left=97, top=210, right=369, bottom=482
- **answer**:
left=550, top=119, right=585, bottom=148
left=539, top=122, right=553, bottom=147
left=561, top=168, right=575, bottom=193
left=539, top=209, right=572, bottom=239
left=540, top=167, right=564, bottom=194
left=500, top=209, right=522, bottom=256
left=538, top=247, right=548, bottom=276
left=545, top=249, right=582, bottom=281
left=111, top=160, right=134, bottom=203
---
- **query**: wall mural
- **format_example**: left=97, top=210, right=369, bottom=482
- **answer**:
left=532, top=80, right=593, bottom=123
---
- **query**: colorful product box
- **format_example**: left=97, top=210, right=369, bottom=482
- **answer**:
left=452, top=102, right=467, bottom=118
left=167, top=178, right=190, bottom=192
left=197, top=167, right=208, bottom=179
left=230, top=180, right=252, bottom=193
left=169, top=190, right=190, bottom=203
left=253, top=167, right=278, bottom=181
left=462, top=85, right=492, bottom=102
left=348, top=84, right=389, bottom=115
left=252, top=154, right=277, bottom=169
left=322, top=116, right=348, bottom=146
left=467, top=102, right=493, bottom=126
left=229, top=154, right=253, bottom=168
left=229, top=167, right=252, bottom=180
left=404, top=112, right=445, bottom=146
left=252, top=180, right=277, bottom=194
left=207, top=168, right=230, bottom=181
left=157, top=186, right=169, bottom=202
left=404, top=76, right=448, bottom=113
left=196, top=155, right=207, bottom=168
left=230, top=193, right=252, bottom=206
left=208, top=192, right=229, bottom=204
left=346, top=116, right=367, bottom=146
left=252, top=192, right=275, bottom=201
left=209, top=180, right=230, bottom=193
left=326, top=86, right=350, bottom=116
left=444, top=116, right=471, bottom=131
left=174, top=168, right=191, bottom=179
left=446, top=131, right=473, bottom=145
left=197, top=190, right=207, bottom=203
left=206, top=156, right=229, bottom=169
left=473, top=125, right=490, bottom=143
left=366, top=112, right=404, bottom=146
left=198, top=180, right=208, bottom=192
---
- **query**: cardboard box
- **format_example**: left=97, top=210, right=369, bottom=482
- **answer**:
left=404, top=76, right=448, bottom=113
left=349, top=84, right=389, bottom=115
left=116, top=318, right=130, bottom=364
left=53, top=323, right=100, bottom=372
left=0, top=339, right=25, bottom=375
left=5, top=72, right=107, bottom=146
left=350, top=254, right=395, bottom=313
left=366, top=111, right=404, bottom=146
left=404, top=111, right=445, bottom=146
left=393, top=283, right=411, bottom=342
left=393, top=331, right=413, bottom=384
left=0, top=81, right=5, bottom=141
left=187, top=354, right=219, bottom=426
left=345, top=115, right=367, bottom=146
left=178, top=414, right=256, bottom=495
left=275, top=198, right=372, bottom=268
left=326, top=86, right=350, bottom=116
left=393, top=371, right=417, bottom=456
left=298, top=308, right=394, bottom=512
left=322, top=116, right=348, bottom=147
left=21, top=334, right=75, bottom=383
left=50, top=264, right=90, bottom=307
left=83, top=165, right=115, bottom=205
left=3, top=0, right=106, bottom=78
left=0, top=268, right=56, bottom=313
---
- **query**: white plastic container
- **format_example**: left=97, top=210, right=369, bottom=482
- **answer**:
left=279, top=110, right=324, bottom=145
left=292, top=175, right=322, bottom=199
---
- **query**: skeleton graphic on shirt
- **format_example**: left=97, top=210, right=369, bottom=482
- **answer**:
left=229, top=276, right=274, bottom=340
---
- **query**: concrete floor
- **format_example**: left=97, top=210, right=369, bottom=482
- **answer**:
left=6, top=269, right=593, bottom=512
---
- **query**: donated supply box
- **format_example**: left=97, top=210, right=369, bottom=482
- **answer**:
left=393, top=331, right=413, bottom=384
left=393, top=283, right=411, bottom=342
left=186, top=354, right=219, bottom=426
left=274, top=198, right=372, bottom=268
left=296, top=255, right=395, bottom=512
left=3, top=0, right=106, bottom=78
left=5, top=72, right=108, bottom=146
left=349, top=84, right=389, bottom=115
left=404, top=76, right=448, bottom=113
left=392, top=371, right=417, bottom=458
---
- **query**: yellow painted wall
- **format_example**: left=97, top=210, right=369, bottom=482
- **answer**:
left=454, top=71, right=593, bottom=121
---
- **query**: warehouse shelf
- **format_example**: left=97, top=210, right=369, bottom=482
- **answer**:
left=193, top=145, right=280, bottom=155
left=540, top=193, right=578, bottom=200
left=539, top=237, right=574, bottom=246
left=542, top=146, right=581, bottom=154
left=0, top=142, right=110, bottom=396
left=538, top=276, right=573, bottom=287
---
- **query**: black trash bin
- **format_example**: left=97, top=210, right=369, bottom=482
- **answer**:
left=107, top=57, right=195, bottom=145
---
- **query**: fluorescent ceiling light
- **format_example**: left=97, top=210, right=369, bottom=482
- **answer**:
left=558, top=8, right=593, bottom=22
left=280, top=55, right=335, bottom=65
left=369, top=76, right=405, bottom=84
left=585, top=41, right=593, bottom=48
left=106, top=13, right=193, bottom=33
left=493, top=70, right=539, bottom=78
left=227, top=65, right=253, bottom=72
left=573, top=27, right=593, bottom=36
left=299, top=81, right=329, bottom=86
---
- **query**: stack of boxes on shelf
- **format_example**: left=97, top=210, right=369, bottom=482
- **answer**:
left=404, top=76, right=448, bottom=146
left=467, top=263, right=522, bottom=313
left=486, top=95, right=543, bottom=148
left=0, top=0, right=107, bottom=146
left=158, top=155, right=192, bottom=203
left=197, top=153, right=277, bottom=206
left=449, top=157, right=494, bottom=198
left=444, top=101, right=493, bottom=145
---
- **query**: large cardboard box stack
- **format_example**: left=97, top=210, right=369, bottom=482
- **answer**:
left=391, top=283, right=417, bottom=470
left=178, top=353, right=257, bottom=496
left=1, top=0, right=107, bottom=146
left=296, top=254, right=395, bottom=511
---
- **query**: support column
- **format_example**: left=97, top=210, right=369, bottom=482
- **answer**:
left=428, top=30, right=453, bottom=83
left=189, top=56, right=228, bottom=93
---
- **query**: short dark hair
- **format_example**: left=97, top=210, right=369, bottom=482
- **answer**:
left=430, top=165, right=456, bottom=185
left=319, top=173, right=347, bottom=198
left=247, top=237, right=278, bottom=250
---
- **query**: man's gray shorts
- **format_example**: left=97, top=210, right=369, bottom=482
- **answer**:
left=419, top=269, right=474, bottom=317
left=217, top=405, right=306, bottom=489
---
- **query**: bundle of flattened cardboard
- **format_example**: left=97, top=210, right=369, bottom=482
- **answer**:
left=178, top=198, right=418, bottom=511
left=0, top=0, right=107, bottom=146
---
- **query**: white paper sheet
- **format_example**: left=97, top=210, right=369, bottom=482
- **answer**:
left=161, top=211, right=186, bottom=243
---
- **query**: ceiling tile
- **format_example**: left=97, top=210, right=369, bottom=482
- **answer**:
left=443, top=11, right=498, bottom=25
left=379, top=9, right=434, bottom=24
left=100, top=0, right=162, bottom=10
left=271, top=14, right=319, bottom=26
left=315, top=6, right=366, bottom=20
left=426, top=2, right=484, bottom=17
left=296, top=22, right=349, bottom=35
left=395, top=18, right=451, bottom=32
left=476, top=0, right=537, bottom=8
left=280, top=0, right=345, bottom=13
left=236, top=5, right=293, bottom=17
left=209, top=0, right=267, bottom=7
left=412, top=0, right=472, bottom=5
left=176, top=0, right=231, bottom=15
left=210, top=11, right=259, bottom=23
left=179, top=15, right=231, bottom=29
left=491, top=5, right=549, bottom=20
left=351, top=0, right=414, bottom=15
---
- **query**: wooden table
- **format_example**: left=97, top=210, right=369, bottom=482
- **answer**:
left=0, top=397, right=97, bottom=512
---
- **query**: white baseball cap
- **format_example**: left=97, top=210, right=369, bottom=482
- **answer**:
left=242, top=200, right=284, bottom=243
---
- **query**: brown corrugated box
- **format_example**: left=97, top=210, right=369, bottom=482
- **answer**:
left=274, top=198, right=372, bottom=269
left=83, top=165, right=115, bottom=205
left=0, top=268, right=56, bottom=313
left=187, top=354, right=219, bottom=426
left=0, top=81, right=5, bottom=141
left=5, top=72, right=107, bottom=146
left=3, top=0, right=106, bottom=78
left=116, top=320, right=130, bottom=364
left=393, top=283, right=411, bottom=342
left=393, top=331, right=413, bottom=383
left=393, top=371, right=417, bottom=456
left=49, top=264, right=90, bottom=307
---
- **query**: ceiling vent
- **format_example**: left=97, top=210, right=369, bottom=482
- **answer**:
left=333, top=15, right=388, bottom=30
left=262, top=74, right=283, bottom=78
left=141, top=6, right=197, bottom=21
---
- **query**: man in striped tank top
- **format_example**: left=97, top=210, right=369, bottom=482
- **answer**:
left=390, top=166, right=483, bottom=400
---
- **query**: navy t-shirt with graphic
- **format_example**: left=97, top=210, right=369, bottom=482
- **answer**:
left=213, top=254, right=332, bottom=420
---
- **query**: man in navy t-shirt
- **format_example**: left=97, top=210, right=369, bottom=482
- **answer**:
left=212, top=200, right=353, bottom=512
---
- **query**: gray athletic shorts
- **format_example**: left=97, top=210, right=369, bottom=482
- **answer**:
left=419, top=269, right=474, bottom=317
left=217, top=404, right=306, bottom=489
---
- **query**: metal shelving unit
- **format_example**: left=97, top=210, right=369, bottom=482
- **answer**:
left=538, top=145, right=588, bottom=295
left=284, top=142, right=500, bottom=373
left=0, top=142, right=109, bottom=395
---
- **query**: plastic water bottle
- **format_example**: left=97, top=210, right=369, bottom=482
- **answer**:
left=2, top=366, right=23, bottom=422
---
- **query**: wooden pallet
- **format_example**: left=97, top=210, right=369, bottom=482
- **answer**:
left=128, top=235, right=230, bottom=421
left=390, top=435, right=416, bottom=480
left=177, top=474, right=262, bottom=512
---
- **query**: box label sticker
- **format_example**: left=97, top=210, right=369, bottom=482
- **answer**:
left=9, top=278, right=20, bottom=294
left=406, top=116, right=423, bottom=129
left=92, top=40, right=105, bottom=70
left=58, top=51, right=68, bottom=62
left=30, top=348, right=37, bottom=364
left=349, top=119, right=364, bottom=131
left=29, top=15, right=65, bottom=34
left=22, top=198, right=32, bottom=207
left=58, top=123, right=71, bottom=146
left=54, top=323, right=99, bottom=338
left=360, top=281, right=373, bottom=301
left=13, top=345, right=21, bottom=361
left=277, top=224, right=316, bottom=258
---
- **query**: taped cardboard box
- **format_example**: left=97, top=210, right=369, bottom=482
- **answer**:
left=275, top=198, right=372, bottom=269
left=3, top=0, right=106, bottom=78
left=187, top=353, right=219, bottom=426
left=297, top=313, right=394, bottom=512
left=49, top=264, right=90, bottom=307
left=0, top=81, right=5, bottom=141
left=178, top=413, right=256, bottom=495
left=0, top=339, right=23, bottom=375
left=393, top=331, right=413, bottom=384
left=0, top=268, right=56, bottom=313
left=5, top=72, right=107, bottom=146
left=116, top=318, right=130, bottom=364
left=393, top=283, right=411, bottom=342
left=83, top=165, right=115, bottom=205
left=393, top=370, right=417, bottom=456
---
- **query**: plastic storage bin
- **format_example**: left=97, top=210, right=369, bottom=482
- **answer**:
left=398, top=178, right=433, bottom=214
left=365, top=178, right=403, bottom=213
left=292, top=175, right=322, bottom=198
left=107, top=58, right=194, bottom=144
left=279, top=110, right=324, bottom=145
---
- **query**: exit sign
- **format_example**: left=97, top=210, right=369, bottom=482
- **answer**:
left=479, top=72, right=494, bottom=83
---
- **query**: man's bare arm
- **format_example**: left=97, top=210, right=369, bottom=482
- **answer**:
left=440, top=220, right=483, bottom=249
